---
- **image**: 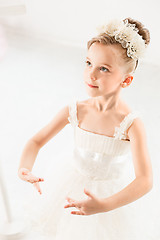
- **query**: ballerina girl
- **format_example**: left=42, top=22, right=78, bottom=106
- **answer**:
left=18, top=17, right=160, bottom=239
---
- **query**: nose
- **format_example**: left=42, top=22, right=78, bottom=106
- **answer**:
left=90, top=69, right=97, bottom=81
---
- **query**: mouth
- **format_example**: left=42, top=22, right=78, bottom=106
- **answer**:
left=87, top=83, right=99, bottom=88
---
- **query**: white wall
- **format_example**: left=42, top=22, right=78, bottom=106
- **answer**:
left=0, top=0, right=160, bottom=65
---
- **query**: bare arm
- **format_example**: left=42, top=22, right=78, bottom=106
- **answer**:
left=101, top=118, right=153, bottom=212
left=18, top=104, right=70, bottom=173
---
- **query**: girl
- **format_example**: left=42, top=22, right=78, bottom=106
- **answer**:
left=18, top=17, right=160, bottom=239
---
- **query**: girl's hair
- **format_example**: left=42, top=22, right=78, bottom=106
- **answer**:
left=87, top=17, right=150, bottom=74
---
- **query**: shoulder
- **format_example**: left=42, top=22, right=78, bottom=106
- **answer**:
left=127, top=116, right=153, bottom=187
left=119, top=100, right=133, bottom=115
left=127, top=117, right=147, bottom=145
left=77, top=98, right=91, bottom=107
left=76, top=98, right=91, bottom=113
left=67, top=99, right=90, bottom=123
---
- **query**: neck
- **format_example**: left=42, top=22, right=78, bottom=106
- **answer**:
left=92, top=92, right=122, bottom=113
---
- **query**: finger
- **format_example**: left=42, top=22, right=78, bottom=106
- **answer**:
left=38, top=190, right=42, bottom=194
left=66, top=196, right=75, bottom=202
left=33, top=177, right=44, bottom=182
left=30, top=177, right=44, bottom=182
left=31, top=175, right=44, bottom=182
left=26, top=178, right=39, bottom=183
left=20, top=172, right=41, bottom=184
left=84, top=188, right=95, bottom=199
left=33, top=182, right=42, bottom=194
left=71, top=211, right=84, bottom=215
left=22, top=171, right=44, bottom=182
left=39, top=178, right=44, bottom=181
left=27, top=176, right=42, bottom=183
left=64, top=202, right=76, bottom=208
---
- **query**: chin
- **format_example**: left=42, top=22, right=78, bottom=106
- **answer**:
left=85, top=89, right=99, bottom=97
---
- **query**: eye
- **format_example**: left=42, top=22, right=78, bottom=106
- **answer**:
left=85, top=60, right=91, bottom=66
left=100, top=66, right=109, bottom=72
left=85, top=60, right=109, bottom=72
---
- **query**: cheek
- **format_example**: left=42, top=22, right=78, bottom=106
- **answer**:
left=100, top=75, right=111, bottom=85
left=83, top=69, right=88, bottom=80
left=100, top=80, right=113, bottom=90
left=100, top=76, right=120, bottom=91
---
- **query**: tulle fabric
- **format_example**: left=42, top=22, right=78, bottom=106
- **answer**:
left=22, top=151, right=160, bottom=240
left=21, top=100, right=160, bottom=239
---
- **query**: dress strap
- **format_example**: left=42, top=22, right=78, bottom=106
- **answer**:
left=113, top=111, right=142, bottom=140
left=68, top=100, right=79, bottom=127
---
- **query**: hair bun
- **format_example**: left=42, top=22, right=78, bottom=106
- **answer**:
left=123, top=17, right=150, bottom=45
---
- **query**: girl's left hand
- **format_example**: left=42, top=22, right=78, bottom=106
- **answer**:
left=64, top=188, right=105, bottom=216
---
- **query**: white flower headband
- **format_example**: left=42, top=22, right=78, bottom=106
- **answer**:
left=96, top=19, right=147, bottom=60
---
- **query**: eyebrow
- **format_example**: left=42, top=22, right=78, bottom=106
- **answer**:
left=86, top=57, right=112, bottom=69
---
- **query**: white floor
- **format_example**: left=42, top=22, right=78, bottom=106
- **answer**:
left=0, top=33, right=160, bottom=239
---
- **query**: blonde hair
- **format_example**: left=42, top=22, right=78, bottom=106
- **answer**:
left=87, top=17, right=150, bottom=74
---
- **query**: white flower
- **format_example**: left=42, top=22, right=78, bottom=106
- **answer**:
left=97, top=19, right=123, bottom=36
left=106, top=19, right=124, bottom=35
left=96, top=19, right=147, bottom=60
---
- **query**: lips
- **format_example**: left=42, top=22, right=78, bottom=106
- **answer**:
left=87, top=83, right=98, bottom=88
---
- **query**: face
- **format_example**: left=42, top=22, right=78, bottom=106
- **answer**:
left=83, top=42, right=131, bottom=97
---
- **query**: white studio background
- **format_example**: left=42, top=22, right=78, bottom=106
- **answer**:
left=1, top=0, right=160, bottom=64
left=0, top=0, right=160, bottom=231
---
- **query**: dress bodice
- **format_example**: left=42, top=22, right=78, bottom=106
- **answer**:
left=68, top=100, right=141, bottom=180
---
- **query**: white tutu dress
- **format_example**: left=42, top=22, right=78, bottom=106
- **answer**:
left=23, top=100, right=160, bottom=240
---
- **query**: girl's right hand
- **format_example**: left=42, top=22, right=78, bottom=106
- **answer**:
left=18, top=168, right=44, bottom=194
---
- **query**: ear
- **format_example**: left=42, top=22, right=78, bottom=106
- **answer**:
left=121, top=74, right=133, bottom=88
